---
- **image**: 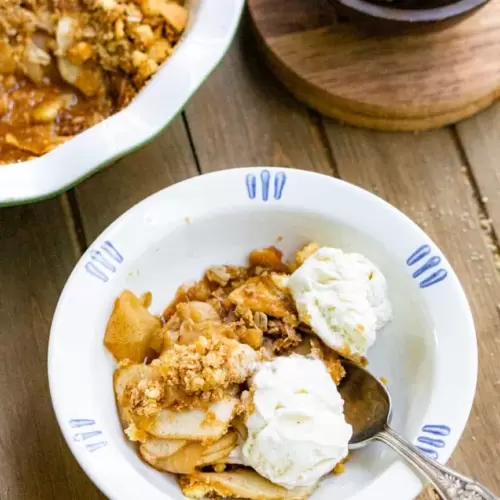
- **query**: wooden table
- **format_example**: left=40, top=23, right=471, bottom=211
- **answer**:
left=1, top=18, right=499, bottom=500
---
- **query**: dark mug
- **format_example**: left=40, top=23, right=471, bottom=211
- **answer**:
left=329, top=0, right=490, bottom=33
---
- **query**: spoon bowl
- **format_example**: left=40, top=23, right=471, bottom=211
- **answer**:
left=338, top=360, right=392, bottom=449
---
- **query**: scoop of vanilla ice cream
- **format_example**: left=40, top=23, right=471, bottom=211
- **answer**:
left=242, top=355, right=352, bottom=489
left=288, top=247, right=391, bottom=357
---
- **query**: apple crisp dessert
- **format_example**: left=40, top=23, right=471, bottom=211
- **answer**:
left=0, top=0, right=188, bottom=164
left=105, top=242, right=392, bottom=499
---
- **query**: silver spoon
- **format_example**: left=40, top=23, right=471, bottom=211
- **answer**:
left=338, top=360, right=498, bottom=500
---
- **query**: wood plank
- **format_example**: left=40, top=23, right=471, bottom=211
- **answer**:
left=75, top=117, right=199, bottom=241
left=184, top=19, right=333, bottom=173
left=321, top=122, right=500, bottom=494
left=456, top=102, right=500, bottom=241
left=0, top=197, right=103, bottom=499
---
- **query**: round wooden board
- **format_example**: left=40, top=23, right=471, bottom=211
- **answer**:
left=247, top=0, right=500, bottom=131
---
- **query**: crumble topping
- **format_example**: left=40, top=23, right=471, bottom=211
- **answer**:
left=120, top=335, right=257, bottom=416
left=154, top=336, right=257, bottom=398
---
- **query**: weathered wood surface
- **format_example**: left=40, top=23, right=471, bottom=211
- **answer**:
left=1, top=18, right=499, bottom=500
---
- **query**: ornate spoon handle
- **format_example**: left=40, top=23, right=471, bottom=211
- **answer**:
left=376, top=426, right=498, bottom=500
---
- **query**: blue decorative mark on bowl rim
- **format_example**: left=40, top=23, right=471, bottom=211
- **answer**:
left=416, top=424, right=451, bottom=460
left=246, top=170, right=287, bottom=201
left=85, top=241, right=124, bottom=283
left=69, top=419, right=107, bottom=452
left=407, top=244, right=448, bottom=288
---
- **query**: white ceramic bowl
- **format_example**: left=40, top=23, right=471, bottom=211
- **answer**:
left=0, top=0, right=244, bottom=207
left=48, top=167, right=477, bottom=500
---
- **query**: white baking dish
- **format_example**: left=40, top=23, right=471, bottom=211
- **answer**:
left=0, top=0, right=245, bottom=206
